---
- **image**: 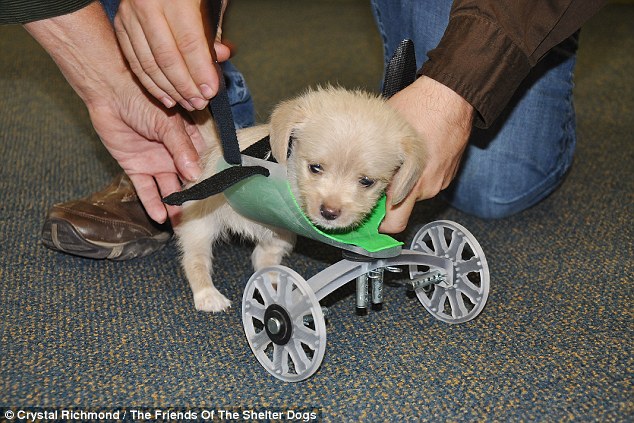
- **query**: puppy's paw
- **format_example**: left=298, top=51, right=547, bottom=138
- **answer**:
left=193, top=287, right=232, bottom=313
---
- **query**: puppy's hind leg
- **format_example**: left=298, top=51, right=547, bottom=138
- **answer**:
left=251, top=229, right=296, bottom=271
left=178, top=213, right=232, bottom=313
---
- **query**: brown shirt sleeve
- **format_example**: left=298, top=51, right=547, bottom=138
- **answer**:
left=0, top=0, right=95, bottom=24
left=419, top=0, right=606, bottom=128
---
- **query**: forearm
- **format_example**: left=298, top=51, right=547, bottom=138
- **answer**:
left=420, top=0, right=606, bottom=128
left=24, top=1, right=133, bottom=108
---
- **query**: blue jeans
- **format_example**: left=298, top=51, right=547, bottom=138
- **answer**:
left=372, top=0, right=577, bottom=219
left=99, top=0, right=255, bottom=129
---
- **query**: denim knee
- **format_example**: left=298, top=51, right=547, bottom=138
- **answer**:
left=442, top=152, right=575, bottom=220
left=443, top=100, right=577, bottom=220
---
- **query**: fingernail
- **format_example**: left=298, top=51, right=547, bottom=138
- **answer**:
left=179, top=100, right=195, bottom=112
left=184, top=160, right=201, bottom=181
left=199, top=84, right=215, bottom=99
left=189, top=97, right=208, bottom=110
left=161, top=96, right=175, bottom=108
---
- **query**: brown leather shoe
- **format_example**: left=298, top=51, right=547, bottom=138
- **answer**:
left=41, top=173, right=172, bottom=260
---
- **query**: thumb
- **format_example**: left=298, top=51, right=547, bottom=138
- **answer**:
left=379, top=190, right=417, bottom=234
left=159, top=117, right=202, bottom=182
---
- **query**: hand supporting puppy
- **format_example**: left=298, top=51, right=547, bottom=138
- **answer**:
left=380, top=76, right=474, bottom=233
left=25, top=2, right=205, bottom=224
left=114, top=0, right=231, bottom=111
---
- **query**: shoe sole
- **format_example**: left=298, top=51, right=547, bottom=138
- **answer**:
left=41, top=218, right=172, bottom=260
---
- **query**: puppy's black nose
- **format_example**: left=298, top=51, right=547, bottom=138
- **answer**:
left=320, top=205, right=341, bottom=221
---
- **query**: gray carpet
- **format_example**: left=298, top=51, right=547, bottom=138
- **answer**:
left=1, top=1, right=632, bottom=421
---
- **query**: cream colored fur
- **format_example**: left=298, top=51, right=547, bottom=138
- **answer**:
left=177, top=86, right=425, bottom=312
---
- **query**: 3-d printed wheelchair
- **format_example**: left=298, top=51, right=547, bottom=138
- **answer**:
left=164, top=40, right=490, bottom=382
left=233, top=155, right=490, bottom=382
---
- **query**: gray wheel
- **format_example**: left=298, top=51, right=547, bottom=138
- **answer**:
left=410, top=220, right=490, bottom=324
left=242, top=266, right=326, bottom=382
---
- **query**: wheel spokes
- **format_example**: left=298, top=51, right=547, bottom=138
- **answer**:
left=250, top=329, right=271, bottom=352
left=410, top=220, right=490, bottom=324
left=254, top=275, right=276, bottom=305
left=456, top=256, right=483, bottom=275
left=277, top=272, right=294, bottom=307
left=244, top=299, right=266, bottom=321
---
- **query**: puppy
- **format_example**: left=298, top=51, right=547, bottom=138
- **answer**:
left=177, top=86, right=425, bottom=312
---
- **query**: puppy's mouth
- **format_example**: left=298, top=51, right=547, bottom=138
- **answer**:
left=305, top=204, right=363, bottom=232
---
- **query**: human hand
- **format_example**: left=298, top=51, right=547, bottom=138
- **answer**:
left=380, top=76, right=474, bottom=233
left=87, top=79, right=206, bottom=224
left=114, top=0, right=230, bottom=111
left=25, top=2, right=205, bottom=224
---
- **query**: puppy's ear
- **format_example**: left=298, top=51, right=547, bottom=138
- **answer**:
left=390, top=135, right=425, bottom=205
left=269, top=98, right=307, bottom=163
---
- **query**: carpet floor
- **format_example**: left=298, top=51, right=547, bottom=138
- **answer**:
left=0, top=1, right=631, bottom=421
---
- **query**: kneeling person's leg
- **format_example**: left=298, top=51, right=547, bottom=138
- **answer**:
left=442, top=39, right=578, bottom=219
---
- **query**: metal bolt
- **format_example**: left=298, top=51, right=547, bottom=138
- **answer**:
left=370, top=269, right=384, bottom=305
left=267, top=317, right=283, bottom=335
left=356, top=274, right=369, bottom=310
left=303, top=307, right=330, bottom=325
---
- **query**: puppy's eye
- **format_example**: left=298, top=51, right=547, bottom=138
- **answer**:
left=309, top=164, right=323, bottom=174
left=359, top=176, right=375, bottom=188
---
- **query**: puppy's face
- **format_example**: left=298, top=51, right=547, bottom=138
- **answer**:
left=289, top=129, right=395, bottom=229
left=270, top=87, right=425, bottom=230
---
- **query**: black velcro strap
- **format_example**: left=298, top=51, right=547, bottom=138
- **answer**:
left=209, top=0, right=223, bottom=33
left=162, top=165, right=269, bottom=206
left=241, top=135, right=276, bottom=162
left=209, top=84, right=242, bottom=165
left=381, top=39, right=417, bottom=99
left=207, top=0, right=242, bottom=165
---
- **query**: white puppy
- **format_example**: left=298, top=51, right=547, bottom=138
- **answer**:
left=177, top=86, right=425, bottom=312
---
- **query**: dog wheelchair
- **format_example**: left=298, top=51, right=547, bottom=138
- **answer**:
left=164, top=40, right=491, bottom=382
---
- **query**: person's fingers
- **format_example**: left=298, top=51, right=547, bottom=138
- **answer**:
left=379, top=150, right=465, bottom=234
left=165, top=4, right=218, bottom=102
left=117, top=13, right=195, bottom=110
left=139, top=20, right=202, bottom=110
left=380, top=167, right=438, bottom=234
left=158, top=116, right=202, bottom=182
left=140, top=9, right=211, bottom=110
left=117, top=4, right=206, bottom=111
left=183, top=116, right=208, bottom=154
left=114, top=21, right=176, bottom=108
left=128, top=173, right=168, bottom=224
left=214, top=41, right=231, bottom=62
left=155, top=172, right=183, bottom=223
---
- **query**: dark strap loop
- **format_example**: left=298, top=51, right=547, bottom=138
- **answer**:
left=209, top=0, right=223, bottom=32
left=207, top=0, right=242, bottom=165
left=209, top=83, right=242, bottom=165
left=381, top=39, right=417, bottom=99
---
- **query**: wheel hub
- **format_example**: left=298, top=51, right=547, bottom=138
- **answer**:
left=264, top=304, right=292, bottom=345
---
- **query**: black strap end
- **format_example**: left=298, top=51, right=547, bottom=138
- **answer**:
left=162, top=165, right=270, bottom=206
